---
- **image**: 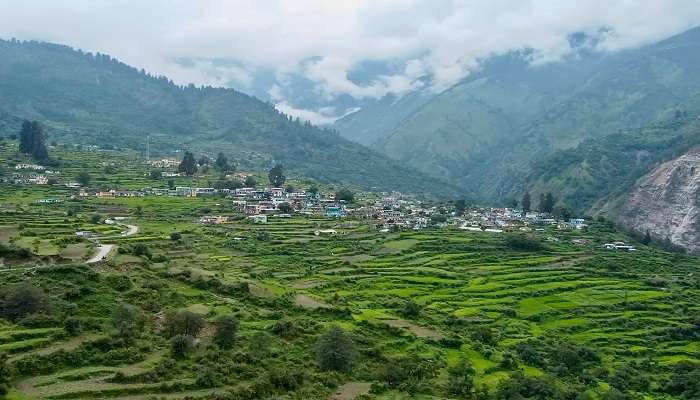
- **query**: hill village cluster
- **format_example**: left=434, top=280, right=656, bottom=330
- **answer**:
left=8, top=161, right=634, bottom=250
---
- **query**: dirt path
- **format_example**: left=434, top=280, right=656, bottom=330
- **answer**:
left=86, top=244, right=114, bottom=264
left=329, top=382, right=372, bottom=400
left=383, top=318, right=443, bottom=340
left=295, top=294, right=332, bottom=310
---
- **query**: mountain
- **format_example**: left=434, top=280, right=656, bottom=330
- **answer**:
left=0, top=39, right=459, bottom=197
left=524, top=116, right=700, bottom=213
left=335, top=27, right=700, bottom=202
left=614, top=146, right=700, bottom=253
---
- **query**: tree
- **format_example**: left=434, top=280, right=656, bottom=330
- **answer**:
left=455, top=199, right=467, bottom=216
left=521, top=192, right=531, bottom=213
left=447, top=357, right=476, bottom=398
left=402, top=300, right=420, bottom=317
left=244, top=175, right=257, bottom=187
left=285, top=184, right=295, bottom=193
left=170, top=334, right=194, bottom=359
left=315, top=326, right=355, bottom=371
left=268, top=164, right=286, bottom=187
left=213, top=315, right=238, bottom=349
left=278, top=202, right=292, bottom=214
left=0, top=352, right=10, bottom=399
left=215, top=152, right=230, bottom=171
left=77, top=171, right=92, bottom=187
left=505, top=233, right=543, bottom=252
left=510, top=198, right=519, bottom=209
left=18, top=120, right=49, bottom=162
left=150, top=170, right=162, bottom=180
left=308, top=185, right=319, bottom=196
left=0, top=284, right=49, bottom=322
left=178, top=151, right=198, bottom=176
left=164, top=310, right=205, bottom=337
left=335, top=188, right=354, bottom=202
left=540, top=192, right=555, bottom=214
left=90, top=213, right=102, bottom=224
left=110, top=304, right=146, bottom=341
left=642, top=230, right=652, bottom=245
left=170, top=232, right=182, bottom=241
left=197, top=156, right=209, bottom=166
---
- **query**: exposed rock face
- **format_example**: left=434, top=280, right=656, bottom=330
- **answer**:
left=617, top=147, right=700, bottom=253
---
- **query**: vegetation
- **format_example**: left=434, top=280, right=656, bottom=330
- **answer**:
left=0, top=133, right=699, bottom=400
left=18, top=120, right=49, bottom=163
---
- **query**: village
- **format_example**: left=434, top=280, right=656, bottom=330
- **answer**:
left=3, top=159, right=638, bottom=251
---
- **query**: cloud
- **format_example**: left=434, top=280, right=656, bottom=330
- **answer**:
left=274, top=102, right=360, bottom=125
left=1, top=1, right=699, bottom=111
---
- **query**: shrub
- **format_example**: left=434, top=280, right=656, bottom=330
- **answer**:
left=315, top=326, right=355, bottom=372
left=0, top=283, right=49, bottom=322
left=163, top=310, right=205, bottom=338
left=170, top=335, right=194, bottom=359
left=505, top=233, right=544, bottom=251
left=110, top=304, right=147, bottom=341
left=170, top=232, right=182, bottom=241
left=213, top=315, right=238, bottom=349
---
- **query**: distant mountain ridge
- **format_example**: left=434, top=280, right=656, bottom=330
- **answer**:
left=0, top=39, right=459, bottom=197
left=335, top=26, right=700, bottom=203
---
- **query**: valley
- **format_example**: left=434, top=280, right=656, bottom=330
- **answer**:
left=1, top=140, right=699, bottom=400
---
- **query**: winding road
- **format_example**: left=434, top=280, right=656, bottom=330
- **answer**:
left=86, top=224, right=139, bottom=264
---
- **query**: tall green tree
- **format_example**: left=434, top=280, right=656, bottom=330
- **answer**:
left=178, top=151, right=198, bottom=176
left=455, top=199, right=467, bottom=216
left=213, top=315, right=238, bottom=349
left=521, top=192, right=531, bottom=213
left=447, top=357, right=476, bottom=398
left=18, top=120, right=49, bottom=162
left=268, top=163, right=286, bottom=187
left=541, top=192, right=555, bottom=214
left=215, top=152, right=231, bottom=172
left=77, top=171, right=91, bottom=187
left=315, top=326, right=355, bottom=371
left=110, top=304, right=147, bottom=342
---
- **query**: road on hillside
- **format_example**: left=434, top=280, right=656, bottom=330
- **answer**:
left=86, top=223, right=139, bottom=264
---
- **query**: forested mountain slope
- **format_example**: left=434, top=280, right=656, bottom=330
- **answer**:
left=335, top=27, right=700, bottom=202
left=0, top=39, right=457, bottom=197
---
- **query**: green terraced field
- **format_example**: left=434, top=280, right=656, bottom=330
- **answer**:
left=1, top=142, right=700, bottom=400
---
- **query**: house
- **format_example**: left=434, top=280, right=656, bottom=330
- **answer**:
left=314, top=229, right=337, bottom=236
left=244, top=204, right=262, bottom=215
left=248, top=214, right=267, bottom=224
left=270, top=187, right=285, bottom=198
left=604, top=241, right=636, bottom=251
left=65, top=181, right=81, bottom=188
left=97, top=190, right=116, bottom=198
left=199, top=215, right=229, bottom=225
left=36, top=198, right=62, bottom=204
left=325, top=206, right=343, bottom=218
left=15, top=163, right=44, bottom=170
left=28, top=175, right=48, bottom=185
left=569, top=218, right=587, bottom=229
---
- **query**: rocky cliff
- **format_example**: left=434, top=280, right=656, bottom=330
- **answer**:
left=617, top=147, right=700, bottom=253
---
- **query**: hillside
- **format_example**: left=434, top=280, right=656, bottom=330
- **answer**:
left=0, top=39, right=457, bottom=197
left=524, top=116, right=700, bottom=212
left=615, top=147, right=700, bottom=253
left=335, top=27, right=700, bottom=202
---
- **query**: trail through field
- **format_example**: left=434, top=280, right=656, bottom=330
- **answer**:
left=383, top=318, right=443, bottom=340
left=295, top=294, right=333, bottom=309
left=86, top=244, right=114, bottom=264
left=329, top=382, right=372, bottom=400
left=85, top=223, right=138, bottom=264
left=8, top=333, right=102, bottom=362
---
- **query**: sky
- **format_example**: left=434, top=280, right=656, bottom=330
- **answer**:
left=1, top=0, right=700, bottom=124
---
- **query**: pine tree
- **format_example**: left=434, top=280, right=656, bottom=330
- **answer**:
left=215, top=152, right=230, bottom=172
left=268, top=164, right=286, bottom=187
left=542, top=192, right=555, bottom=214
left=178, top=151, right=197, bottom=176
left=18, top=120, right=49, bottom=162
left=521, top=192, right=531, bottom=213
left=315, top=326, right=355, bottom=371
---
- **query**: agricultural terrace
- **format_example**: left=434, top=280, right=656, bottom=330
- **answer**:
left=1, top=143, right=700, bottom=400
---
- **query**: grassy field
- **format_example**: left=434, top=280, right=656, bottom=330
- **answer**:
left=1, top=142, right=700, bottom=400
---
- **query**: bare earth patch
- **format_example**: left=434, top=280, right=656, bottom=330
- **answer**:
left=384, top=318, right=443, bottom=340
left=329, top=382, right=372, bottom=400
left=295, top=294, right=332, bottom=310
left=293, top=279, right=327, bottom=289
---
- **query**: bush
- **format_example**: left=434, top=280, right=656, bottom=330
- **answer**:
left=0, top=284, right=49, bottom=322
left=163, top=310, right=205, bottom=338
left=505, top=233, right=544, bottom=251
left=213, top=315, right=238, bottom=349
left=170, top=335, right=194, bottom=359
left=110, top=304, right=147, bottom=341
left=170, top=232, right=182, bottom=241
left=0, top=243, right=31, bottom=259
left=315, top=326, right=355, bottom=371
